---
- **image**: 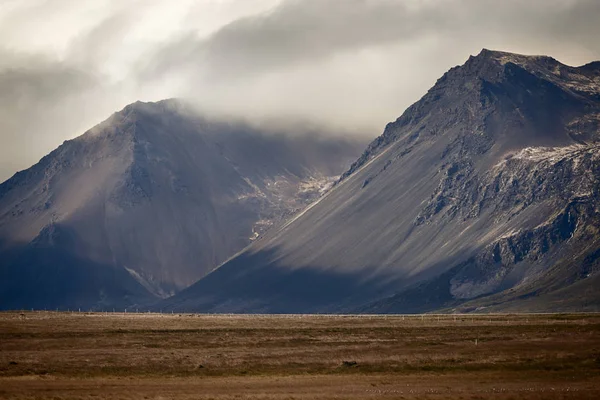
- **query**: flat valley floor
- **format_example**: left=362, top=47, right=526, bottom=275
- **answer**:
left=0, top=312, right=599, bottom=399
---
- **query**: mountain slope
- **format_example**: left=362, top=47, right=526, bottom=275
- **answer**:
left=0, top=100, right=363, bottom=310
left=160, top=50, right=600, bottom=313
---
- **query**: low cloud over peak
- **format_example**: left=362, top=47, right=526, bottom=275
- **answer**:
left=1, top=0, right=600, bottom=181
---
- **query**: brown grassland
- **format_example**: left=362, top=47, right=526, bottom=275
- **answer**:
left=0, top=312, right=599, bottom=399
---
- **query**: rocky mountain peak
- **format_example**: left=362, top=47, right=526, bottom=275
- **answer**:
left=340, top=50, right=600, bottom=183
left=471, top=48, right=558, bottom=66
left=160, top=50, right=600, bottom=314
left=0, top=100, right=364, bottom=309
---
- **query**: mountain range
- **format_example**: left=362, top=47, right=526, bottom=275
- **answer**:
left=0, top=100, right=363, bottom=310
left=159, top=49, right=600, bottom=313
left=2, top=49, right=599, bottom=313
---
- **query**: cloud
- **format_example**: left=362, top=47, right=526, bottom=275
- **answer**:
left=144, top=0, right=424, bottom=80
left=146, top=0, right=600, bottom=81
left=1, top=0, right=600, bottom=181
left=0, top=51, right=96, bottom=178
left=138, top=0, right=600, bottom=132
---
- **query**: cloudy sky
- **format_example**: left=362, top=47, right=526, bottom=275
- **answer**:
left=1, top=0, right=600, bottom=181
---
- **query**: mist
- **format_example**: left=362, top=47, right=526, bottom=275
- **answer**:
left=1, top=0, right=600, bottom=182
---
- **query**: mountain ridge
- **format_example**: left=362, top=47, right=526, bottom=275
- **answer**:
left=0, top=100, right=364, bottom=310
left=341, top=48, right=600, bottom=183
left=158, top=49, right=600, bottom=313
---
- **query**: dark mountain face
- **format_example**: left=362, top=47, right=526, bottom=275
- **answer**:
left=160, top=50, right=600, bottom=313
left=0, top=100, right=364, bottom=310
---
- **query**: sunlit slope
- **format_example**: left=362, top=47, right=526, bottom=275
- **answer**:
left=161, top=50, right=600, bottom=313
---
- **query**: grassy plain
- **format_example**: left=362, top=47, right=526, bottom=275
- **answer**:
left=0, top=312, right=599, bottom=399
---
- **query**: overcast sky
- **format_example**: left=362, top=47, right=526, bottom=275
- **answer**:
left=1, top=0, right=600, bottom=182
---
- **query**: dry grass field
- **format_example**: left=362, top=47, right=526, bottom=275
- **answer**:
left=0, top=312, right=599, bottom=399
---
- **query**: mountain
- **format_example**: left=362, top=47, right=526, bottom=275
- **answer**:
left=160, top=49, right=600, bottom=313
left=0, top=99, right=364, bottom=310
